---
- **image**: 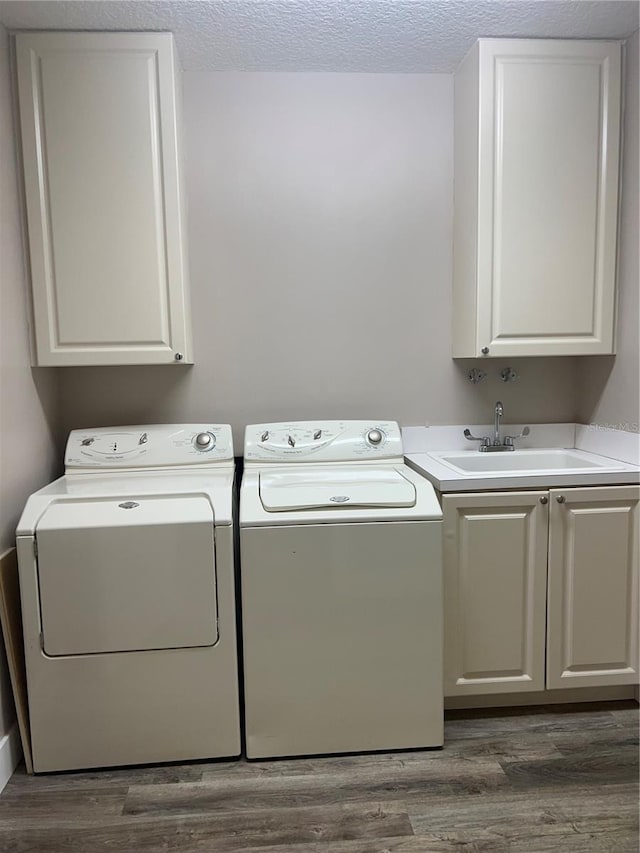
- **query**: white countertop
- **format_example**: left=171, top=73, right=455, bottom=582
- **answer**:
left=402, top=424, right=640, bottom=492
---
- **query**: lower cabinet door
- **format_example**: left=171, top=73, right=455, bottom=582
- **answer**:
left=443, top=491, right=549, bottom=696
left=547, top=486, right=640, bottom=688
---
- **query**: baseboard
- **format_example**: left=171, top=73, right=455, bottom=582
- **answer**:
left=445, top=685, right=637, bottom=710
left=0, top=723, right=22, bottom=793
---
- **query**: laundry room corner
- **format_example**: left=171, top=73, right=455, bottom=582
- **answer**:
left=0, top=1, right=637, bottom=848
left=0, top=21, right=63, bottom=791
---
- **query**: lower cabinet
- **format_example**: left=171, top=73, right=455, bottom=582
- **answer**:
left=547, top=486, right=639, bottom=689
left=443, top=485, right=639, bottom=697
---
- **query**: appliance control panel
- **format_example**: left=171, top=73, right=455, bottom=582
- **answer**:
left=65, top=424, right=234, bottom=470
left=244, top=421, right=403, bottom=463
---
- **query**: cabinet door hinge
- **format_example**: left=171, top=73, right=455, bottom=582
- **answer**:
left=33, top=538, right=38, bottom=558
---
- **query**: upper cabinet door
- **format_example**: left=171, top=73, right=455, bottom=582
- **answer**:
left=453, top=39, right=621, bottom=358
left=16, top=33, right=193, bottom=366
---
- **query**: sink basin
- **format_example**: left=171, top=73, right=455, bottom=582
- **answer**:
left=406, top=441, right=639, bottom=494
left=437, top=449, right=624, bottom=474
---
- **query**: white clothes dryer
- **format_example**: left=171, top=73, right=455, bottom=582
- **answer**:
left=16, top=424, right=241, bottom=772
left=240, top=420, right=443, bottom=759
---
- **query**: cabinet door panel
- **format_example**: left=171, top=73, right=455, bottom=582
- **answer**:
left=443, top=492, right=548, bottom=696
left=476, top=40, right=620, bottom=356
left=16, top=33, right=192, bottom=365
left=495, top=61, right=600, bottom=337
left=41, top=51, right=167, bottom=346
left=547, top=487, right=639, bottom=688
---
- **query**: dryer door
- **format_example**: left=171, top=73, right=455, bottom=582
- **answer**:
left=35, top=496, right=218, bottom=656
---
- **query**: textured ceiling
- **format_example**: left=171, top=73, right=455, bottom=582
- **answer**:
left=0, top=1, right=637, bottom=72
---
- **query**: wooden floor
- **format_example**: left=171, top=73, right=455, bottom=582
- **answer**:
left=0, top=702, right=637, bottom=852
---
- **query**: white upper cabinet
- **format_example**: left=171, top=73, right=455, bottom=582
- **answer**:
left=453, top=39, right=621, bottom=358
left=16, top=32, right=193, bottom=366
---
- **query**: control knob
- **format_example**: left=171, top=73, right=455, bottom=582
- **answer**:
left=366, top=429, right=384, bottom=445
left=194, top=432, right=215, bottom=450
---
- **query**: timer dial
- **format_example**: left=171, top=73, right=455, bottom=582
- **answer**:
left=366, top=429, right=384, bottom=445
left=194, top=432, right=215, bottom=450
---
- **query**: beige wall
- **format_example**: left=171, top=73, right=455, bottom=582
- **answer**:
left=578, top=31, right=640, bottom=431
left=58, top=72, right=579, bottom=446
left=1, top=50, right=635, bottom=754
left=0, top=24, right=60, bottom=736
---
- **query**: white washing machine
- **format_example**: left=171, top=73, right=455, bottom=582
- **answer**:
left=240, top=420, right=443, bottom=759
left=16, top=424, right=241, bottom=772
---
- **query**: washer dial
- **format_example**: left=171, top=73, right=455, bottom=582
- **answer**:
left=366, top=428, right=384, bottom=445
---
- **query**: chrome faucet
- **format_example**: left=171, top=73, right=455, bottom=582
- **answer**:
left=464, top=402, right=530, bottom=452
left=493, top=401, right=504, bottom=446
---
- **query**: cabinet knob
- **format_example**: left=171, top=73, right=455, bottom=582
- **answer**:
left=556, top=495, right=566, bottom=503
left=540, top=496, right=548, bottom=504
left=481, top=346, right=490, bottom=355
left=174, top=352, right=184, bottom=361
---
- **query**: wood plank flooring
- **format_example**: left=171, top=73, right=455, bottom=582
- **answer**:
left=0, top=701, right=637, bottom=853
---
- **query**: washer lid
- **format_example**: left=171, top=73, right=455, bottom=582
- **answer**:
left=259, top=466, right=416, bottom=512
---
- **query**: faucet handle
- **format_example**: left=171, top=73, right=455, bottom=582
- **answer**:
left=464, top=429, right=490, bottom=448
left=503, top=426, right=530, bottom=447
